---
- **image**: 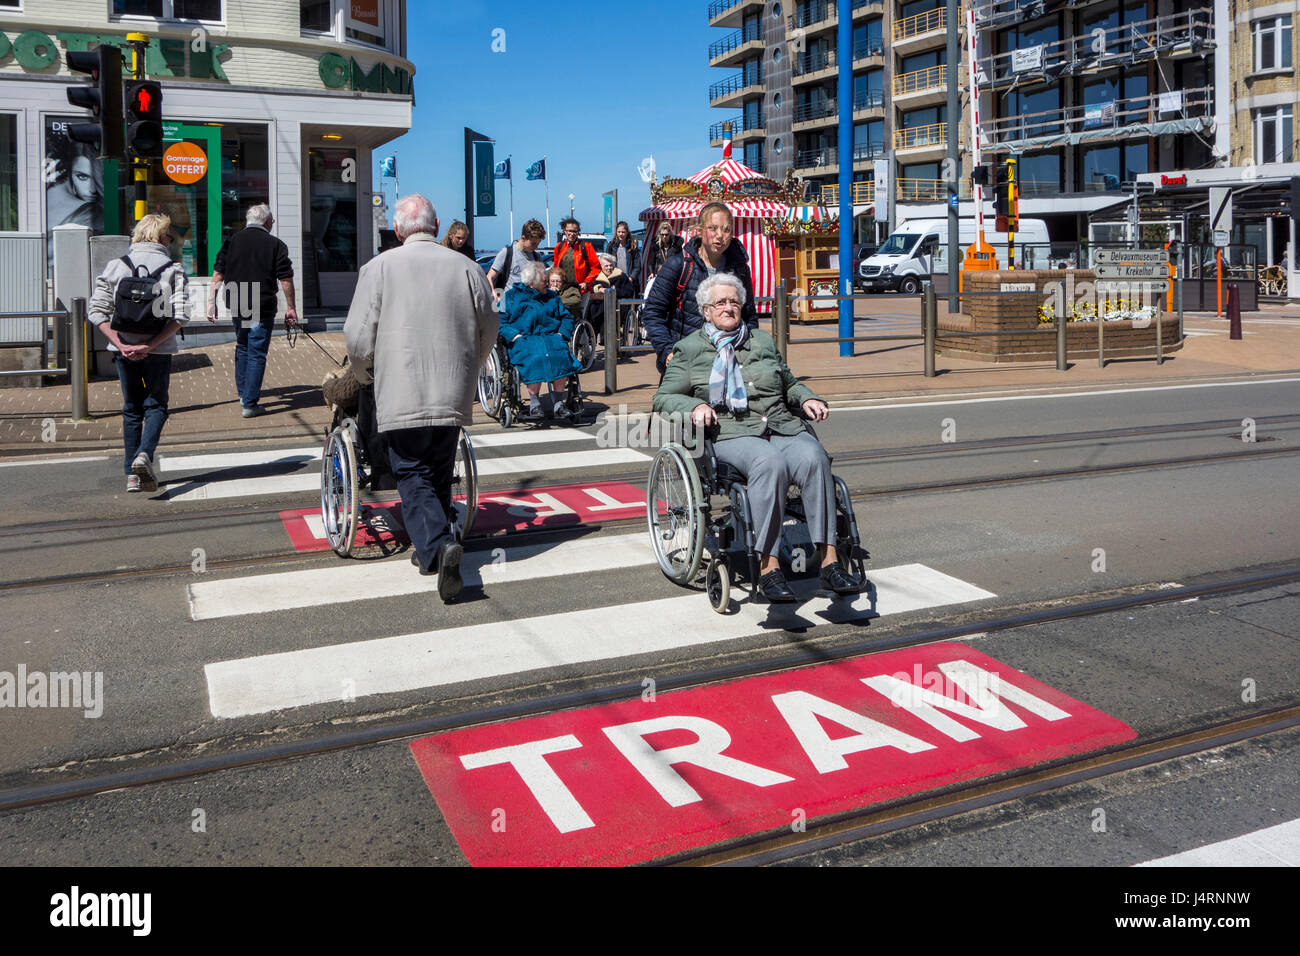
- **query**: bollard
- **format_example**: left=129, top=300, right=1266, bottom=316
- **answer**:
left=603, top=287, right=618, bottom=396
left=70, top=298, right=89, bottom=420
left=922, top=283, right=936, bottom=378
left=1098, top=312, right=1104, bottom=369
left=1056, top=310, right=1067, bottom=370
left=1155, top=298, right=1163, bottom=365
left=773, top=285, right=789, bottom=361
left=1228, top=284, right=1242, bottom=340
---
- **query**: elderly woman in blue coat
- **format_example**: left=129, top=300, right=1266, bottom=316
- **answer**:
left=652, top=272, right=861, bottom=603
left=500, top=261, right=583, bottom=419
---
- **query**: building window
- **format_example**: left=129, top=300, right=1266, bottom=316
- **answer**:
left=1, top=115, right=17, bottom=232
left=0, top=0, right=19, bottom=7
left=1254, top=16, right=1293, bottom=72
left=1255, top=106, right=1294, bottom=164
left=310, top=148, right=359, bottom=273
left=112, top=0, right=223, bottom=19
left=301, top=0, right=332, bottom=31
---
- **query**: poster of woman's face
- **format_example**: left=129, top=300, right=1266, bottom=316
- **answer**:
left=45, top=117, right=105, bottom=272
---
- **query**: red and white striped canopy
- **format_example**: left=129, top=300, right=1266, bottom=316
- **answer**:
left=687, top=158, right=766, bottom=185
left=640, top=198, right=789, bottom=220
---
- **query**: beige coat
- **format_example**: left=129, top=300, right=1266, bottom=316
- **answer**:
left=344, top=233, right=498, bottom=432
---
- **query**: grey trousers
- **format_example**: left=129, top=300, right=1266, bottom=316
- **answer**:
left=713, top=430, right=836, bottom=557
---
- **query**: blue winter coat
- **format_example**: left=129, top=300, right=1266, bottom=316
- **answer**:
left=500, top=284, right=582, bottom=384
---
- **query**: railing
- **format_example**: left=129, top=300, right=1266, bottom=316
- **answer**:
left=0, top=301, right=89, bottom=418
left=894, top=64, right=946, bottom=97
left=853, top=36, right=885, bottom=59
left=709, top=115, right=745, bottom=141
left=708, top=0, right=758, bottom=22
left=709, top=71, right=763, bottom=101
left=853, top=141, right=887, bottom=161
left=790, top=0, right=835, bottom=30
left=854, top=88, right=885, bottom=111
left=896, top=178, right=973, bottom=201
left=796, top=147, right=837, bottom=169
left=894, top=122, right=948, bottom=150
left=975, top=8, right=1213, bottom=88
left=709, top=22, right=763, bottom=60
left=794, top=100, right=836, bottom=124
left=818, top=180, right=875, bottom=205
left=792, top=48, right=835, bottom=77
left=979, top=86, right=1214, bottom=149
left=893, top=6, right=944, bottom=43
left=743, top=155, right=766, bottom=173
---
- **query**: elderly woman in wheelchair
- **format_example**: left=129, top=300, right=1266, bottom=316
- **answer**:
left=650, top=272, right=864, bottom=605
left=498, top=261, right=585, bottom=420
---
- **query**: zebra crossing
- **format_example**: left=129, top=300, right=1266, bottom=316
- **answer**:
left=154, top=423, right=648, bottom=503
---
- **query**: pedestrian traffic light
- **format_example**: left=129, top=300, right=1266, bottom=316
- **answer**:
left=123, top=80, right=163, bottom=160
left=971, top=164, right=991, bottom=187
left=65, top=46, right=124, bottom=159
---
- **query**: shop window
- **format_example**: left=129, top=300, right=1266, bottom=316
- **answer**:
left=309, top=148, right=358, bottom=273
left=1, top=115, right=16, bottom=232
left=1254, top=16, right=1293, bottom=72
left=112, top=0, right=223, bottom=20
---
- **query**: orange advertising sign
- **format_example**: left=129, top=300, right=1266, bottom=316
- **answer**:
left=163, top=142, right=208, bottom=185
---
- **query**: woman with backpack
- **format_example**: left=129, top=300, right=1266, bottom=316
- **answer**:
left=640, top=202, right=757, bottom=375
left=87, top=213, right=189, bottom=493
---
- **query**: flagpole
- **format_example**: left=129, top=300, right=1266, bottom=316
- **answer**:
left=544, top=156, right=550, bottom=241
left=509, top=155, right=515, bottom=240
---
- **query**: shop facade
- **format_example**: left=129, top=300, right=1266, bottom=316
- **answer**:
left=0, top=0, right=413, bottom=309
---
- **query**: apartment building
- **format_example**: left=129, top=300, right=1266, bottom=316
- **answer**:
left=0, top=0, right=413, bottom=306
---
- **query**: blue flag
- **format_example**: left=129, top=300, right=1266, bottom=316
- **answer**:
left=381, top=156, right=397, bottom=178
left=494, top=157, right=511, bottom=179
left=525, top=159, right=546, bottom=181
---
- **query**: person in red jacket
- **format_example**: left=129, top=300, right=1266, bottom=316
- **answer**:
left=554, top=217, right=601, bottom=322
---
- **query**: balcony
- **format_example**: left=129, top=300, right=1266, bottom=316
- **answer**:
left=894, top=122, right=950, bottom=160
left=708, top=0, right=764, bottom=28
left=978, top=86, right=1215, bottom=151
left=792, top=48, right=837, bottom=84
left=709, top=115, right=765, bottom=146
left=896, top=179, right=974, bottom=203
left=893, top=6, right=945, bottom=51
left=818, top=180, right=875, bottom=206
left=709, top=23, right=764, bottom=68
left=709, top=71, right=764, bottom=108
left=793, top=100, right=837, bottom=130
left=853, top=36, right=885, bottom=63
left=852, top=0, right=884, bottom=18
left=974, top=8, right=1213, bottom=90
left=853, top=88, right=885, bottom=116
left=893, top=64, right=948, bottom=107
left=795, top=142, right=887, bottom=174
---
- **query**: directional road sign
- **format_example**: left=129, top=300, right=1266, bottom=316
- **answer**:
left=1096, top=278, right=1171, bottom=293
left=1095, top=263, right=1171, bottom=279
left=1094, top=248, right=1169, bottom=264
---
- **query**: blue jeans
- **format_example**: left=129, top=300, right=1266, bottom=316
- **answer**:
left=234, top=318, right=274, bottom=408
left=387, top=426, right=459, bottom=573
left=114, top=353, right=171, bottom=475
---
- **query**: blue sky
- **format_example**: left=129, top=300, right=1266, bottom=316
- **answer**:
left=374, top=1, right=729, bottom=252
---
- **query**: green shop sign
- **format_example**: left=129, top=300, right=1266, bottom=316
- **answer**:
left=317, top=52, right=412, bottom=95
left=0, top=29, right=230, bottom=80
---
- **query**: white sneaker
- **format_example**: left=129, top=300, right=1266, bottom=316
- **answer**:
left=131, top=452, right=158, bottom=492
left=126, top=474, right=142, bottom=493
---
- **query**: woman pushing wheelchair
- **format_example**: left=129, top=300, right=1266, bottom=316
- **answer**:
left=652, top=272, right=861, bottom=604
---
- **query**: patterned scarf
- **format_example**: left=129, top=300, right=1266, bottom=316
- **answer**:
left=705, top=320, right=750, bottom=414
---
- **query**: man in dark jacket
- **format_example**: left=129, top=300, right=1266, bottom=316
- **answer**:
left=640, top=215, right=757, bottom=375
left=207, top=204, right=297, bottom=417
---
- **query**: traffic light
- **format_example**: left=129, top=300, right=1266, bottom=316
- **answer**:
left=65, top=46, right=124, bottom=159
left=971, top=164, right=991, bottom=188
left=124, top=80, right=164, bottom=160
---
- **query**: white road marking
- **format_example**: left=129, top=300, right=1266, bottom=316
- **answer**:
left=188, top=532, right=656, bottom=621
left=1136, top=817, right=1300, bottom=867
left=203, top=563, right=996, bottom=718
left=468, top=429, right=596, bottom=447
left=0, top=455, right=110, bottom=468
left=158, top=447, right=322, bottom=471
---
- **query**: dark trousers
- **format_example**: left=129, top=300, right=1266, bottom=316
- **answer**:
left=233, top=317, right=274, bottom=408
left=114, top=353, right=171, bottom=475
left=387, top=425, right=459, bottom=572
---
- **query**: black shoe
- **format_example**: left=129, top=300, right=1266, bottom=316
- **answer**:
left=437, top=540, right=464, bottom=603
left=410, top=551, right=435, bottom=576
left=758, top=568, right=797, bottom=603
left=819, top=562, right=862, bottom=595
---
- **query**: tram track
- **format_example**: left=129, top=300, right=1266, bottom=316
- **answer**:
left=1, top=439, right=1297, bottom=593
left=2, top=561, right=1297, bottom=852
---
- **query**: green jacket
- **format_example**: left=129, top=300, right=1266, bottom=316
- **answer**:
left=652, top=328, right=822, bottom=441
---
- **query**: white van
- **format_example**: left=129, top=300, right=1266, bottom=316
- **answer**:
left=857, top=217, right=1050, bottom=294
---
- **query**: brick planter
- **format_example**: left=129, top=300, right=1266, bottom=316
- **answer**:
left=937, top=270, right=1184, bottom=363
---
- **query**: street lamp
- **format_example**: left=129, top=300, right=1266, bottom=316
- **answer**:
left=569, top=193, right=575, bottom=219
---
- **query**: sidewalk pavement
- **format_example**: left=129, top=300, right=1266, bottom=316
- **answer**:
left=2, top=301, right=1298, bottom=458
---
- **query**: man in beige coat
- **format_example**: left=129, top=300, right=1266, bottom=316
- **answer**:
left=344, top=194, right=498, bottom=601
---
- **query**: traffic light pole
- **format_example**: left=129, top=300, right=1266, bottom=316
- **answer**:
left=1007, top=156, right=1017, bottom=270
left=127, top=34, right=149, bottom=225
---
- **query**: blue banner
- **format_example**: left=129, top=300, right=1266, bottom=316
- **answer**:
left=494, top=157, right=511, bottom=179
left=525, top=158, right=546, bottom=181
left=474, top=141, right=496, bottom=217
left=381, top=156, right=397, bottom=178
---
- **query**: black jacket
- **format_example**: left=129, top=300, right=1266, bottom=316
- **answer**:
left=606, top=238, right=642, bottom=288
left=641, top=238, right=757, bottom=371
left=213, top=225, right=294, bottom=320
left=645, top=234, right=684, bottom=280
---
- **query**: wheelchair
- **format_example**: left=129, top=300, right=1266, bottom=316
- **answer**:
left=320, top=383, right=478, bottom=558
left=477, top=333, right=587, bottom=429
left=646, top=425, right=869, bottom=613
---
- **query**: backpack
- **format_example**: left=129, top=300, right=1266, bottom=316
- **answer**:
left=110, top=256, right=172, bottom=335
left=492, top=243, right=513, bottom=290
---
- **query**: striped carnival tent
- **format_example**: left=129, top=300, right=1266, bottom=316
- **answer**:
left=637, top=158, right=807, bottom=311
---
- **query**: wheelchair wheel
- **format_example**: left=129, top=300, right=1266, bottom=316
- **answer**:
left=501, top=404, right=515, bottom=429
left=452, top=427, right=478, bottom=542
left=621, top=306, right=642, bottom=349
left=833, top=476, right=868, bottom=586
left=706, top=555, right=731, bottom=614
left=571, top=320, right=596, bottom=373
left=321, top=425, right=360, bottom=557
left=647, top=443, right=706, bottom=585
left=478, top=345, right=505, bottom=419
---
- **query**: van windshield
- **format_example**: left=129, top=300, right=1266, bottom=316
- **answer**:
left=878, top=233, right=920, bottom=256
